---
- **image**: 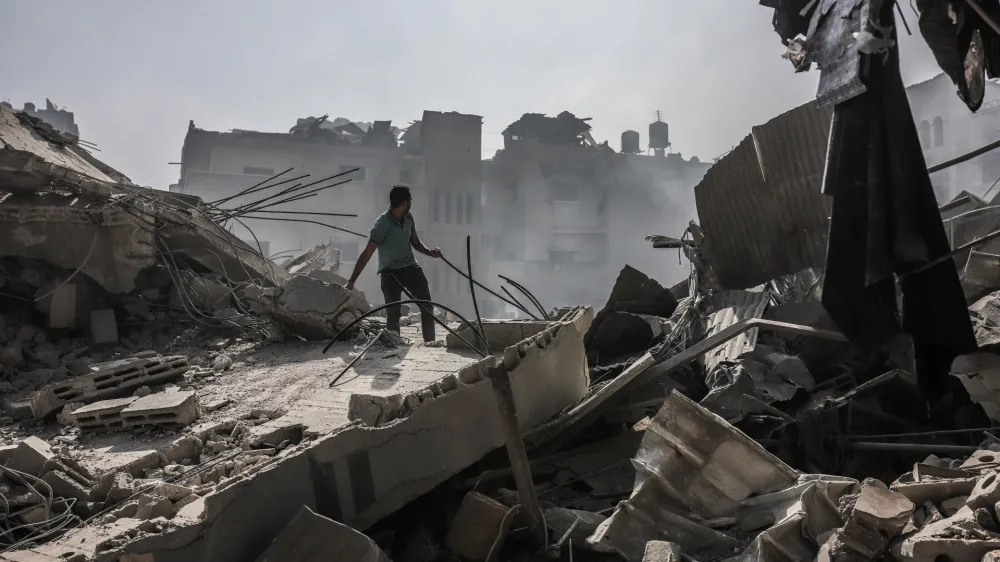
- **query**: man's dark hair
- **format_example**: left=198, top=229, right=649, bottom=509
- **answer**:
left=389, top=185, right=411, bottom=208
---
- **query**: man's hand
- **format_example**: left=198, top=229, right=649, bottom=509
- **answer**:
left=430, top=248, right=443, bottom=259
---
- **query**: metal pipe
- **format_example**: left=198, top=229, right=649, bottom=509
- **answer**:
left=322, top=299, right=488, bottom=356
left=499, top=275, right=547, bottom=319
left=386, top=272, right=481, bottom=354
left=440, top=256, right=534, bottom=317
left=239, top=215, right=366, bottom=238
left=229, top=168, right=356, bottom=214
left=501, top=286, right=539, bottom=320
left=238, top=210, right=358, bottom=218
left=209, top=167, right=294, bottom=206
left=329, top=329, right=386, bottom=387
left=757, top=439, right=980, bottom=454
left=487, top=362, right=547, bottom=546
left=466, top=235, right=492, bottom=355
left=928, top=135, right=1000, bottom=174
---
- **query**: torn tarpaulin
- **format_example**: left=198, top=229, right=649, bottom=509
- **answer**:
left=764, top=0, right=978, bottom=400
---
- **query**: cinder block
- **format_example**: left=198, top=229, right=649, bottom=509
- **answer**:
left=90, top=309, right=118, bottom=344
left=30, top=355, right=190, bottom=419
left=969, top=471, right=1000, bottom=511
left=4, top=436, right=56, bottom=477
left=69, top=397, right=138, bottom=431
left=121, top=390, right=199, bottom=428
left=445, top=492, right=513, bottom=561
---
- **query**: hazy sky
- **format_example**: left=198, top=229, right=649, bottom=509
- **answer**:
left=1, top=1, right=943, bottom=189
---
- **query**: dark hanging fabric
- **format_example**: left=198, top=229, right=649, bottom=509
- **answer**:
left=821, top=0, right=977, bottom=400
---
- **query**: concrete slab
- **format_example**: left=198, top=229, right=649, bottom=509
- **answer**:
left=121, top=390, right=199, bottom=427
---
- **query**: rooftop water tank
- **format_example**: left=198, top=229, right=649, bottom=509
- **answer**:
left=621, top=130, right=640, bottom=154
left=649, top=121, right=670, bottom=150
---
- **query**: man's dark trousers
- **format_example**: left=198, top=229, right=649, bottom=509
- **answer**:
left=380, top=264, right=435, bottom=342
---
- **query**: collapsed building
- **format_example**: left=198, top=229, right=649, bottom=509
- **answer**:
left=172, top=110, right=486, bottom=319
left=483, top=111, right=710, bottom=314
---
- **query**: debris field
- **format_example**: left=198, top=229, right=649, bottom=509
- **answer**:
left=10, top=2, right=1000, bottom=561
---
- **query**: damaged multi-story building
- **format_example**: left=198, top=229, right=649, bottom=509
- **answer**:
left=172, top=111, right=484, bottom=316
left=907, top=73, right=1000, bottom=203
left=14, top=99, right=80, bottom=137
left=482, top=111, right=710, bottom=313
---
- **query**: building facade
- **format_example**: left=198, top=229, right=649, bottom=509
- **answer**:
left=482, top=113, right=710, bottom=315
left=906, top=73, right=1000, bottom=202
left=173, top=111, right=483, bottom=316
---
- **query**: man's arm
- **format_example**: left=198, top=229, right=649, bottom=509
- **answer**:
left=411, top=230, right=442, bottom=258
left=346, top=242, right=378, bottom=290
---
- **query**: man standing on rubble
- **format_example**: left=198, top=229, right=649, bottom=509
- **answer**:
left=346, top=185, right=442, bottom=342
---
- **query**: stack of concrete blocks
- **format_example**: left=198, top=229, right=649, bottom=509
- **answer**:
left=70, top=390, right=199, bottom=431
left=31, top=354, right=190, bottom=419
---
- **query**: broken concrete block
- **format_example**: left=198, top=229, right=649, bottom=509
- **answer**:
left=90, top=309, right=118, bottom=344
left=245, top=421, right=301, bottom=448
left=893, top=506, right=1000, bottom=561
left=173, top=492, right=200, bottom=513
left=891, top=475, right=979, bottom=506
left=112, top=500, right=139, bottom=519
left=161, top=435, right=202, bottom=464
left=3, top=399, right=32, bottom=420
left=941, top=496, right=969, bottom=517
left=120, top=390, right=198, bottom=428
left=244, top=274, right=370, bottom=340
left=42, top=470, right=91, bottom=501
left=69, top=396, right=137, bottom=431
left=643, top=541, right=682, bottom=562
left=31, top=354, right=190, bottom=419
left=968, top=471, right=1000, bottom=512
left=4, top=436, right=56, bottom=477
left=852, top=479, right=915, bottom=536
left=105, top=472, right=135, bottom=503
left=837, top=480, right=914, bottom=559
left=152, top=482, right=193, bottom=502
left=445, top=492, right=513, bottom=561
left=136, top=495, right=173, bottom=520
left=985, top=550, right=1000, bottom=562
left=212, top=354, right=232, bottom=372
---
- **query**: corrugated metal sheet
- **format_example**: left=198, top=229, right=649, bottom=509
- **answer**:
left=695, top=101, right=833, bottom=290
left=702, top=289, right=770, bottom=372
